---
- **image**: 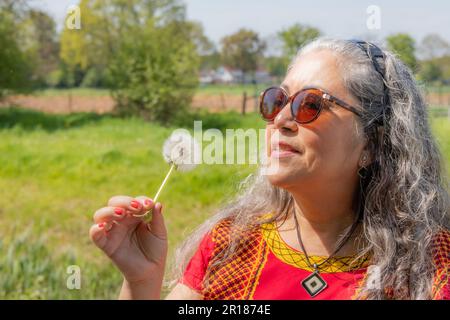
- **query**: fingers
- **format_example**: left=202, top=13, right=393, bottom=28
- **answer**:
left=107, top=195, right=153, bottom=216
left=147, top=202, right=167, bottom=240
left=95, top=195, right=164, bottom=237
left=89, top=222, right=108, bottom=249
left=93, top=206, right=126, bottom=224
left=90, top=195, right=167, bottom=254
left=133, top=195, right=155, bottom=217
left=108, top=195, right=142, bottom=213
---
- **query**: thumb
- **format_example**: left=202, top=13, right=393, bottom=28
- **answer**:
left=146, top=202, right=167, bottom=240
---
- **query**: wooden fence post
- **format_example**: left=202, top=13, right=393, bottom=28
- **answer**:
left=242, top=91, right=247, bottom=115
left=68, top=91, right=73, bottom=113
left=220, top=92, right=226, bottom=111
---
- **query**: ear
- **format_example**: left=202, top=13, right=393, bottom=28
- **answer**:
left=359, top=150, right=372, bottom=168
left=358, top=128, right=380, bottom=168
left=358, top=134, right=373, bottom=168
left=359, top=127, right=385, bottom=167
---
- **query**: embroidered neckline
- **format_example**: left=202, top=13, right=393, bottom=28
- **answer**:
left=261, top=220, right=371, bottom=273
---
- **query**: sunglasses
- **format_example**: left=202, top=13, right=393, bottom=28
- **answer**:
left=259, top=86, right=362, bottom=124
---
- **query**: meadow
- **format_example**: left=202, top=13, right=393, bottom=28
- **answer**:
left=0, top=107, right=263, bottom=299
left=0, top=106, right=449, bottom=299
left=33, top=84, right=270, bottom=97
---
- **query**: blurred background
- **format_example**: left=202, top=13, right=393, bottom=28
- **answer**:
left=0, top=0, right=449, bottom=299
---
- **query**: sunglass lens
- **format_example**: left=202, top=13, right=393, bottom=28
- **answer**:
left=292, top=91, right=322, bottom=123
left=260, top=88, right=286, bottom=120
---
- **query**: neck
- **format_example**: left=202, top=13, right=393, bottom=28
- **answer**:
left=280, top=181, right=361, bottom=257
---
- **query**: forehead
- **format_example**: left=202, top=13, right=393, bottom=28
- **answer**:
left=281, top=50, right=347, bottom=98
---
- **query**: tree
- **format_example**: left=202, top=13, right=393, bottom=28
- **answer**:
left=20, top=9, right=60, bottom=86
left=418, top=61, right=442, bottom=83
left=109, top=18, right=200, bottom=123
left=278, top=24, right=321, bottom=66
left=419, top=34, right=450, bottom=60
left=188, top=21, right=215, bottom=56
left=59, top=0, right=106, bottom=86
left=386, top=33, right=417, bottom=71
left=200, top=51, right=221, bottom=71
left=59, top=0, right=201, bottom=122
left=0, top=0, right=29, bottom=19
left=417, top=34, right=449, bottom=84
left=0, top=6, right=31, bottom=98
left=265, top=56, right=286, bottom=80
left=220, top=28, right=266, bottom=82
left=190, top=22, right=219, bottom=72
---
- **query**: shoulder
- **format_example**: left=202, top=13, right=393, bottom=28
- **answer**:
left=432, top=229, right=450, bottom=269
left=208, top=216, right=266, bottom=250
left=431, top=229, right=450, bottom=300
left=210, top=217, right=234, bottom=242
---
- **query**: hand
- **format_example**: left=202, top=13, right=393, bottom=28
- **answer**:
left=89, top=195, right=168, bottom=284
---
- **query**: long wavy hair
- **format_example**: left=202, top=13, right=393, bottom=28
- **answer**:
left=169, top=38, right=450, bottom=299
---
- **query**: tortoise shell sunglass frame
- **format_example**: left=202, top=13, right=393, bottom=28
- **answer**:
left=259, top=86, right=363, bottom=124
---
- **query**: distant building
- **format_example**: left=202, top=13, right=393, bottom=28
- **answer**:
left=199, top=66, right=273, bottom=85
left=215, top=67, right=235, bottom=83
left=199, top=70, right=215, bottom=84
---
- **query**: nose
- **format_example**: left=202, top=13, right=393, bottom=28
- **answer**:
left=272, top=105, right=298, bottom=132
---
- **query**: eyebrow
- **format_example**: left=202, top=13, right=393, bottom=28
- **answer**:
left=280, top=84, right=332, bottom=96
left=280, top=84, right=320, bottom=96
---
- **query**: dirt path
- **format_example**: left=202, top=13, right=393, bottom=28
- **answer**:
left=1, top=92, right=448, bottom=114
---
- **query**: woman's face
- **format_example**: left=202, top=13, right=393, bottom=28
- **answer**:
left=265, top=50, right=366, bottom=191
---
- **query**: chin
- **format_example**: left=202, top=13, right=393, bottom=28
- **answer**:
left=265, top=167, right=299, bottom=189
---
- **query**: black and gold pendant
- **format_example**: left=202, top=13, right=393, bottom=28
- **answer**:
left=301, top=271, right=328, bottom=297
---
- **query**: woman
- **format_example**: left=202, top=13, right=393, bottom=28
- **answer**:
left=89, top=38, right=450, bottom=300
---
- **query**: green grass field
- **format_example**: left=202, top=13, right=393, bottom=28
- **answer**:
left=0, top=108, right=264, bottom=299
left=32, top=88, right=110, bottom=97
left=426, top=85, right=450, bottom=94
left=0, top=107, right=449, bottom=299
left=197, top=83, right=271, bottom=96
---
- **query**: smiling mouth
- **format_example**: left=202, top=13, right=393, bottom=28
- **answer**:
left=270, top=142, right=301, bottom=158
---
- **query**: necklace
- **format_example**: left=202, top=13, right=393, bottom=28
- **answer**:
left=293, top=212, right=360, bottom=297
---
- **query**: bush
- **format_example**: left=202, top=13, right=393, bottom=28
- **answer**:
left=108, top=21, right=199, bottom=124
left=80, top=68, right=108, bottom=88
left=0, top=10, right=31, bottom=99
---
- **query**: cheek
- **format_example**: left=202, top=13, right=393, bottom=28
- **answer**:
left=265, top=127, right=271, bottom=156
left=326, top=143, right=363, bottom=181
left=265, top=125, right=275, bottom=156
left=302, top=120, right=360, bottom=173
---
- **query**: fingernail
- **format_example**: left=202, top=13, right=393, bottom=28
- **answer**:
left=130, top=200, right=140, bottom=209
left=144, top=199, right=152, bottom=207
left=114, top=208, right=124, bottom=215
left=98, top=223, right=105, bottom=228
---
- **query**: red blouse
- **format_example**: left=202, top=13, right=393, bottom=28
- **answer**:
left=180, top=218, right=450, bottom=300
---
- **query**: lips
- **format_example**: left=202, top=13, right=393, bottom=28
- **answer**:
left=271, top=141, right=300, bottom=158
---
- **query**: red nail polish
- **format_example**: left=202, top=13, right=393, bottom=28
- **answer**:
left=98, top=223, right=104, bottom=228
left=130, top=200, right=140, bottom=209
left=114, top=208, right=124, bottom=215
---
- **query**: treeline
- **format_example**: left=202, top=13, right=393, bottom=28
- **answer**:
left=1, top=0, right=449, bottom=122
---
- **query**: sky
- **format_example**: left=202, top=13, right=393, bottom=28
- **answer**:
left=34, top=0, right=450, bottom=48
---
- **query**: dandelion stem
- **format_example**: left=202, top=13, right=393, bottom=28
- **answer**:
left=134, top=163, right=176, bottom=221
left=153, top=163, right=176, bottom=203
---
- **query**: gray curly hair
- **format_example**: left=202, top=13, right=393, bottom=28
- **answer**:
left=169, top=38, right=450, bottom=300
